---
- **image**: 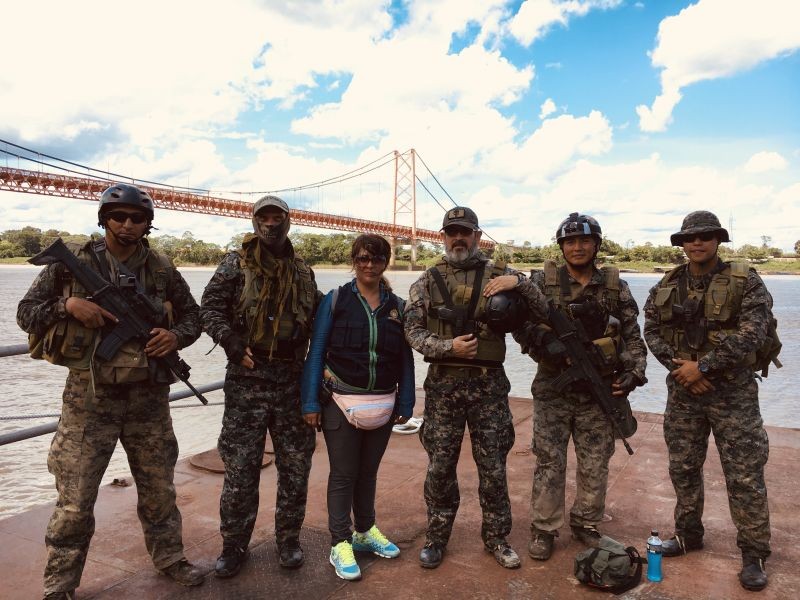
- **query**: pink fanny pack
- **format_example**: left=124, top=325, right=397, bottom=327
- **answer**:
left=332, top=391, right=396, bottom=430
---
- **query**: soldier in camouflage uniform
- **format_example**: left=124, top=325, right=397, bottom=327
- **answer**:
left=200, top=195, right=320, bottom=578
left=643, top=211, right=772, bottom=592
left=17, top=184, right=204, bottom=600
left=514, top=213, right=647, bottom=562
left=404, top=207, right=548, bottom=570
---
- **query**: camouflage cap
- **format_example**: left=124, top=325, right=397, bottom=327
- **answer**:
left=441, top=206, right=480, bottom=231
left=670, top=210, right=730, bottom=246
left=253, top=194, right=289, bottom=216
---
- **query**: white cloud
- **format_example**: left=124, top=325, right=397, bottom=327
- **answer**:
left=744, top=151, right=789, bottom=174
left=0, top=1, right=274, bottom=147
left=539, top=98, right=557, bottom=119
left=637, top=0, right=800, bottom=132
left=508, top=0, right=623, bottom=46
left=462, top=154, right=800, bottom=252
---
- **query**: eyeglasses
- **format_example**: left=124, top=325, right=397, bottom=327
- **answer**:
left=354, top=254, right=387, bottom=266
left=443, top=225, right=474, bottom=237
left=105, top=211, right=149, bottom=224
left=683, top=232, right=717, bottom=243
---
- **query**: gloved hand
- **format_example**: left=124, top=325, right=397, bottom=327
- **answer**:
left=612, top=371, right=643, bottom=395
left=220, top=331, right=248, bottom=364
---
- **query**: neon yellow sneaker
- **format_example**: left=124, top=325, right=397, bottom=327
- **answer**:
left=330, top=541, right=361, bottom=580
left=352, top=525, right=400, bottom=558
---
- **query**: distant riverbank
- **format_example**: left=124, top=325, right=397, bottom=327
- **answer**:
left=3, top=258, right=799, bottom=275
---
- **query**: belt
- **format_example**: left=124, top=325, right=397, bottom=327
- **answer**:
left=428, top=364, right=499, bottom=379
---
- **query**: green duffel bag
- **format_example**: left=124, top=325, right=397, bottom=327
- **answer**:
left=574, top=535, right=645, bottom=594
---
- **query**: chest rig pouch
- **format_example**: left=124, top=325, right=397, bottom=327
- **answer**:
left=426, top=259, right=507, bottom=368
left=653, top=262, right=753, bottom=364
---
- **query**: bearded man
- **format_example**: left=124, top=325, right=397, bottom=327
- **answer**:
left=404, top=206, right=548, bottom=570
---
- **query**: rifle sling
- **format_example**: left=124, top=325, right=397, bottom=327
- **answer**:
left=428, top=261, right=486, bottom=329
left=558, top=264, right=572, bottom=303
left=90, top=240, right=113, bottom=286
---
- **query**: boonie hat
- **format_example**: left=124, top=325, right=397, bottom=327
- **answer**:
left=670, top=210, right=730, bottom=246
left=253, top=195, right=289, bottom=216
left=441, top=206, right=480, bottom=231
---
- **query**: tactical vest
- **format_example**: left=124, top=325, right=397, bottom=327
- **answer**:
left=426, top=259, right=507, bottom=367
left=29, top=241, right=173, bottom=384
left=542, top=260, right=622, bottom=375
left=653, top=261, right=757, bottom=365
left=325, top=284, right=404, bottom=392
left=235, top=252, right=316, bottom=360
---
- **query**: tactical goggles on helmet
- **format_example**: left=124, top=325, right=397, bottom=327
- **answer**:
left=105, top=210, right=149, bottom=224
left=559, top=220, right=593, bottom=238
left=354, top=254, right=387, bottom=266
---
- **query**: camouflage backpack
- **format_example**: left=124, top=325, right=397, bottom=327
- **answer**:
left=574, top=536, right=644, bottom=594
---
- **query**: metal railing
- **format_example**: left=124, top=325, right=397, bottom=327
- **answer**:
left=0, top=343, right=223, bottom=446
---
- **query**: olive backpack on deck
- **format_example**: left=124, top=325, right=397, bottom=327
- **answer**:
left=574, top=535, right=645, bottom=594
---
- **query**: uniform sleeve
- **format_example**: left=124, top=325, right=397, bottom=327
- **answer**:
left=199, top=252, right=241, bottom=344
left=617, top=279, right=647, bottom=382
left=167, top=268, right=201, bottom=349
left=701, top=269, right=770, bottom=373
left=403, top=270, right=454, bottom=358
left=643, top=281, right=676, bottom=370
left=396, top=299, right=416, bottom=417
left=504, top=265, right=549, bottom=324
left=16, top=264, right=68, bottom=336
left=300, top=291, right=333, bottom=414
left=511, top=271, right=548, bottom=359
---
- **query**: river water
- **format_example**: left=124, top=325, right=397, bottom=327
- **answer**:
left=0, top=267, right=796, bottom=517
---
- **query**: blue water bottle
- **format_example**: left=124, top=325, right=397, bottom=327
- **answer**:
left=647, top=530, right=663, bottom=582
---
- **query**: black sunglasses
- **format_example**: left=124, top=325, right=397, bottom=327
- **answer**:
left=105, top=211, right=149, bottom=225
left=354, top=254, right=387, bottom=266
left=443, top=225, right=474, bottom=237
left=683, top=232, right=716, bottom=243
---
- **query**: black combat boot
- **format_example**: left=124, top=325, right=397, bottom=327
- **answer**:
left=215, top=545, right=248, bottom=578
left=419, top=542, right=445, bottom=568
left=279, top=541, right=305, bottom=568
left=739, top=556, right=767, bottom=591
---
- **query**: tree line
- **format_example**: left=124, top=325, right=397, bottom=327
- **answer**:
left=1, top=226, right=797, bottom=266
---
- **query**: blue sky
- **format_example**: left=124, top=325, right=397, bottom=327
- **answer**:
left=1, top=0, right=798, bottom=250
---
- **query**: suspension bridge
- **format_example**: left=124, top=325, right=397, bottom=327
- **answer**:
left=0, top=140, right=495, bottom=264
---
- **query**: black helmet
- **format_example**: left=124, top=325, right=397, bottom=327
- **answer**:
left=556, top=212, right=602, bottom=244
left=482, top=290, right=529, bottom=334
left=98, top=183, right=155, bottom=226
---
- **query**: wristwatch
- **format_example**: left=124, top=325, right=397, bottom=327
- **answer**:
left=698, top=359, right=711, bottom=375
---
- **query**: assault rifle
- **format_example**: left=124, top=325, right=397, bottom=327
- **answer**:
left=29, top=239, right=208, bottom=405
left=548, top=302, right=635, bottom=455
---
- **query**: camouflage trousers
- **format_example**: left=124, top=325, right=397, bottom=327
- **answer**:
left=529, top=384, right=615, bottom=535
left=218, top=370, right=315, bottom=549
left=664, top=369, right=770, bottom=559
left=44, top=371, right=184, bottom=595
left=420, top=367, right=515, bottom=549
